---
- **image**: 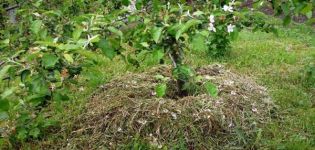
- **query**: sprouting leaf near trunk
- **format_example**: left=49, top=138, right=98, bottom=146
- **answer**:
left=205, top=82, right=218, bottom=97
left=172, top=65, right=194, bottom=81
left=156, top=83, right=167, bottom=98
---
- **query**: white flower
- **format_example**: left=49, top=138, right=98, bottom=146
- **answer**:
left=171, top=112, right=177, bottom=120
left=208, top=23, right=216, bottom=32
left=50, top=83, right=56, bottom=91
left=204, top=109, right=211, bottom=112
left=163, top=109, right=169, bottom=113
left=231, top=91, right=237, bottom=95
left=184, top=10, right=193, bottom=18
left=178, top=3, right=183, bottom=14
left=79, top=86, right=85, bottom=92
left=137, top=119, right=147, bottom=125
left=228, top=122, right=234, bottom=128
left=260, top=1, right=264, bottom=6
left=223, top=5, right=233, bottom=12
left=33, top=12, right=41, bottom=17
left=167, top=2, right=170, bottom=10
left=233, top=16, right=237, bottom=21
left=209, top=15, right=215, bottom=23
left=227, top=24, right=235, bottom=33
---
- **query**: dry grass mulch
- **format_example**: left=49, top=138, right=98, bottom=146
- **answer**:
left=58, top=64, right=276, bottom=149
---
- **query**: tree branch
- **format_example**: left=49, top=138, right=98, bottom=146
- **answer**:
left=5, top=5, right=19, bottom=11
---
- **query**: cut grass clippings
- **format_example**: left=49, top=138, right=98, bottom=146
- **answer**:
left=51, top=65, right=275, bottom=149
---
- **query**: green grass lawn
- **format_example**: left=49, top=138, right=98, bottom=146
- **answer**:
left=184, top=23, right=314, bottom=149
left=224, top=26, right=315, bottom=149
left=8, top=21, right=315, bottom=149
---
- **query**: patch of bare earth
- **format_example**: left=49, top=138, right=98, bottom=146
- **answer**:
left=57, top=65, right=275, bottom=149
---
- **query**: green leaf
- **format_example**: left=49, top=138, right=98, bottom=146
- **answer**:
left=1, top=39, right=10, bottom=44
left=152, top=0, right=161, bottom=13
left=127, top=54, right=139, bottom=67
left=43, top=119, right=58, bottom=128
left=173, top=65, right=194, bottom=80
left=300, top=3, right=313, bottom=15
left=29, top=128, right=40, bottom=138
left=156, top=83, right=167, bottom=98
left=281, top=3, right=290, bottom=15
left=140, top=42, right=150, bottom=48
left=152, top=50, right=164, bottom=62
left=167, top=23, right=181, bottom=36
left=283, top=15, right=291, bottom=26
left=271, top=27, right=279, bottom=37
left=230, top=28, right=239, bottom=40
left=64, top=54, right=74, bottom=64
left=31, top=20, right=43, bottom=35
left=1, top=87, right=16, bottom=99
left=72, top=27, right=83, bottom=40
left=98, top=38, right=117, bottom=60
left=58, top=44, right=81, bottom=51
left=42, top=54, right=59, bottom=69
left=205, top=82, right=218, bottom=97
left=152, top=27, right=163, bottom=43
left=27, top=94, right=47, bottom=106
left=30, top=76, right=50, bottom=96
left=193, top=10, right=204, bottom=16
left=108, top=26, right=123, bottom=38
left=17, top=128, right=28, bottom=140
left=122, top=0, right=130, bottom=6
left=21, top=69, right=31, bottom=83
left=176, top=19, right=202, bottom=40
left=89, top=35, right=101, bottom=43
left=0, top=99, right=9, bottom=111
left=0, top=65, right=11, bottom=81
left=305, top=11, right=313, bottom=19
left=0, top=39, right=10, bottom=48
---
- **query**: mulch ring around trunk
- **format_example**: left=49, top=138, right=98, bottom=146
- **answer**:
left=63, top=64, right=276, bottom=149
